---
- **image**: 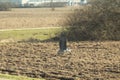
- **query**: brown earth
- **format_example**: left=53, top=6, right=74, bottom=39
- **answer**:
left=0, top=8, right=72, bottom=29
left=0, top=41, right=120, bottom=80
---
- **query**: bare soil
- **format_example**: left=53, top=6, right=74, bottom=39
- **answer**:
left=0, top=41, right=120, bottom=80
left=0, top=8, right=71, bottom=29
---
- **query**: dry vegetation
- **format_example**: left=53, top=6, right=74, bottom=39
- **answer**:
left=0, top=41, right=120, bottom=80
left=0, top=7, right=72, bottom=29
left=0, top=3, right=120, bottom=80
left=65, top=0, right=120, bottom=41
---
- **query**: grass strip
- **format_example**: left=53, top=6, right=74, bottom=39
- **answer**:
left=0, top=74, right=44, bottom=80
left=0, top=28, right=62, bottom=42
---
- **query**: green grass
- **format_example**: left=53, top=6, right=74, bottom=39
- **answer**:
left=0, top=74, right=44, bottom=80
left=0, top=28, right=62, bottom=42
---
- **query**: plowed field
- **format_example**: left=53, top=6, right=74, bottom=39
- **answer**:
left=0, top=41, right=120, bottom=80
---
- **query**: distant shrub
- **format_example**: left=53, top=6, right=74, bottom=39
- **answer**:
left=0, top=2, right=12, bottom=11
left=64, top=0, right=120, bottom=41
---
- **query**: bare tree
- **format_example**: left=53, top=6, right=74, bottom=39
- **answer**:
left=64, top=0, right=120, bottom=41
